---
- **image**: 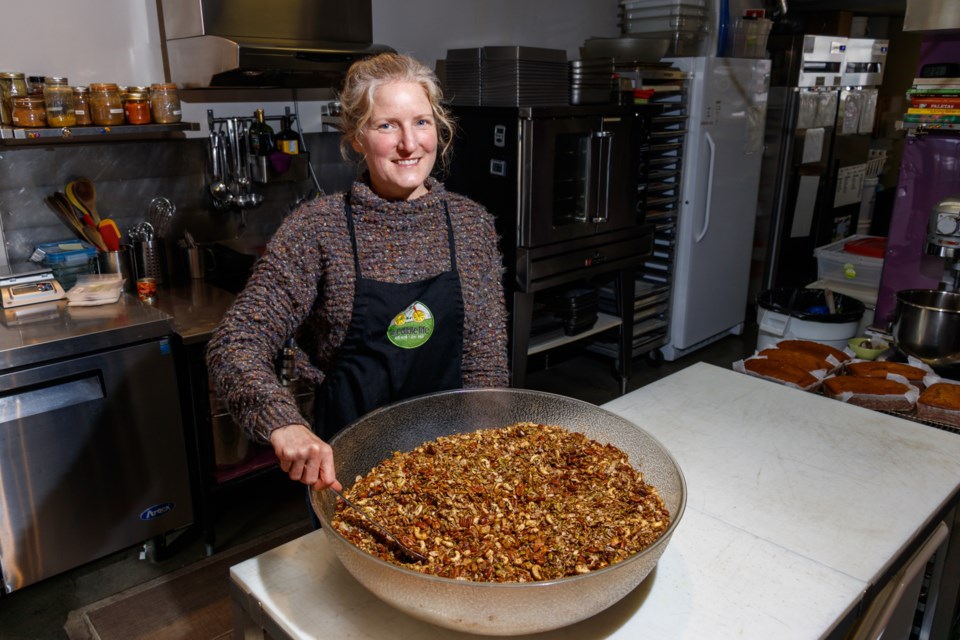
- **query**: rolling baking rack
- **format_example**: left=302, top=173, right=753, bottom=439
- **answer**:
left=590, top=66, right=689, bottom=366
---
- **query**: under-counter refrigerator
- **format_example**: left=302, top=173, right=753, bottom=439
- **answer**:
left=0, top=299, right=192, bottom=593
left=661, top=56, right=771, bottom=361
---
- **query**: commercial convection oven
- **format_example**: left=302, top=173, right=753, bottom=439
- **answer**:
left=446, top=105, right=654, bottom=390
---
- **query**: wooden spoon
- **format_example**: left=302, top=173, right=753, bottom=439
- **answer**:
left=824, top=288, right=837, bottom=315
left=45, top=195, right=87, bottom=241
left=70, top=177, right=102, bottom=226
left=66, top=181, right=96, bottom=223
left=53, top=192, right=86, bottom=228
left=56, top=190, right=98, bottom=230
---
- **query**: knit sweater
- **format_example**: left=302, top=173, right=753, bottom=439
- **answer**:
left=205, top=177, right=509, bottom=443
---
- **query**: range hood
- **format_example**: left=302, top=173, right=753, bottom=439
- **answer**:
left=904, top=0, right=960, bottom=32
left=158, top=0, right=394, bottom=89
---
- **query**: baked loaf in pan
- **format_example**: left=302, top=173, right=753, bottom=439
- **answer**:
left=776, top=339, right=851, bottom=364
left=742, top=357, right=819, bottom=390
left=845, top=361, right=927, bottom=385
left=917, top=383, right=960, bottom=426
left=757, top=348, right=832, bottom=373
left=822, top=376, right=917, bottom=411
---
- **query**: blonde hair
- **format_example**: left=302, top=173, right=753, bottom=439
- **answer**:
left=338, top=53, right=456, bottom=172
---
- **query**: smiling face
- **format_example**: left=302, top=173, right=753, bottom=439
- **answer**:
left=352, top=81, right=438, bottom=201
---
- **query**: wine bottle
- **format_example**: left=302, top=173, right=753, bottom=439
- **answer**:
left=248, top=108, right=276, bottom=156
left=276, top=116, right=300, bottom=155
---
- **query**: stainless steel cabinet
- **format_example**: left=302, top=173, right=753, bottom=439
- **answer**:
left=0, top=337, right=192, bottom=593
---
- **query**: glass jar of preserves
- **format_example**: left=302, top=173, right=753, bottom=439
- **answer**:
left=0, top=72, right=29, bottom=126
left=149, top=82, right=182, bottom=124
left=11, top=96, right=47, bottom=128
left=88, top=83, right=124, bottom=126
left=72, top=86, right=93, bottom=126
left=43, top=77, right=76, bottom=127
left=123, top=87, right=151, bottom=125
left=27, top=76, right=45, bottom=96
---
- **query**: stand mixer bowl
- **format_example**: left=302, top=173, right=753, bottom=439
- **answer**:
left=892, top=289, right=960, bottom=369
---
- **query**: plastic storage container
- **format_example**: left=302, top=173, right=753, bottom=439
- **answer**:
left=621, top=14, right=708, bottom=33
left=725, top=18, right=772, bottom=58
left=33, top=240, right=98, bottom=290
left=620, top=0, right=709, bottom=9
left=618, top=0, right=710, bottom=56
left=545, top=287, right=600, bottom=336
left=620, top=4, right=709, bottom=20
left=814, top=234, right=886, bottom=290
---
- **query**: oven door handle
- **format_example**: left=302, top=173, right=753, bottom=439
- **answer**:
left=695, top=132, right=716, bottom=243
left=590, top=130, right=613, bottom=224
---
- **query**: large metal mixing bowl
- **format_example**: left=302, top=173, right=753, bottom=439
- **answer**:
left=893, top=289, right=960, bottom=368
left=310, top=388, right=686, bottom=636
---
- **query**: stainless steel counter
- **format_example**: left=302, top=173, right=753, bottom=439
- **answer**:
left=0, top=293, right=174, bottom=369
left=153, top=280, right=236, bottom=344
left=0, top=279, right=235, bottom=368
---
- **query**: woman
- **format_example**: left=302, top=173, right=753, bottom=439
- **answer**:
left=206, top=53, right=509, bottom=494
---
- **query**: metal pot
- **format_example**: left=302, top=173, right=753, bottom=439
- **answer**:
left=892, top=289, right=960, bottom=368
left=310, top=388, right=686, bottom=636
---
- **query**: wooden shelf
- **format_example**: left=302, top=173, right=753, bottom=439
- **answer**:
left=0, top=121, right=199, bottom=144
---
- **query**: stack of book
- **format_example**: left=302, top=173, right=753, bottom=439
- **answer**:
left=905, top=76, right=960, bottom=126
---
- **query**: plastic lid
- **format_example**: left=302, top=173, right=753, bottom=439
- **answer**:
left=35, top=241, right=98, bottom=263
left=843, top=236, right=885, bottom=258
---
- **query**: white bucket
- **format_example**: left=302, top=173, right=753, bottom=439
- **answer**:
left=757, top=307, right=861, bottom=351
left=756, top=288, right=864, bottom=351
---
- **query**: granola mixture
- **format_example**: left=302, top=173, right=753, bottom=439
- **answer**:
left=331, top=422, right=671, bottom=582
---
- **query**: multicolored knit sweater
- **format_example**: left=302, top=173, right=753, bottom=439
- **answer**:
left=205, top=177, right=509, bottom=443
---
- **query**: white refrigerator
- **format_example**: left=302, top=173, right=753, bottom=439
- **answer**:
left=660, top=56, right=771, bottom=361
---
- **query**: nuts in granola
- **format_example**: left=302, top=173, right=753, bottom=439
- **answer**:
left=331, top=422, right=671, bottom=582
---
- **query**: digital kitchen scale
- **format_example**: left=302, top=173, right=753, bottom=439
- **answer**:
left=0, top=264, right=66, bottom=309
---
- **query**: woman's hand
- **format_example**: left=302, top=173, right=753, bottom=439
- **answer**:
left=269, top=424, right=341, bottom=491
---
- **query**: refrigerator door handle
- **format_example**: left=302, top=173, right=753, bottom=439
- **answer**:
left=695, top=132, right=716, bottom=243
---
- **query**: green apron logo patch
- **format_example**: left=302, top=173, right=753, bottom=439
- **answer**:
left=387, top=301, right=434, bottom=349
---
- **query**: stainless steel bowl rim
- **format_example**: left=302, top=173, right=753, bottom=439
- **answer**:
left=892, top=289, right=960, bottom=368
left=315, top=387, right=687, bottom=589
left=896, top=288, right=960, bottom=313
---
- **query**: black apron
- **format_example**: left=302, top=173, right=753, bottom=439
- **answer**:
left=314, top=196, right=465, bottom=441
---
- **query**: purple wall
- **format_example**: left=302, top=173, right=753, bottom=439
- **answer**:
left=874, top=134, right=960, bottom=328
left=872, top=33, right=960, bottom=329
left=917, top=34, right=960, bottom=70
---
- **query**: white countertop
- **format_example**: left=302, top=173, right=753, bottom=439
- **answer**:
left=230, top=363, right=960, bottom=639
